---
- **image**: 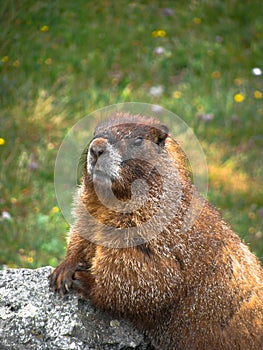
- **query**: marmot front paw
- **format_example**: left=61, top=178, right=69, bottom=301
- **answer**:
left=49, top=260, right=91, bottom=298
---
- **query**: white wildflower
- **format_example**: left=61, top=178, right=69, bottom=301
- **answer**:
left=152, top=105, right=163, bottom=113
left=252, top=67, right=262, bottom=76
left=149, top=85, right=164, bottom=97
left=1, top=211, right=12, bottom=220
left=154, top=46, right=165, bottom=55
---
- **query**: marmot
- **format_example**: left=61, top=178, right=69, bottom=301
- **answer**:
left=50, top=113, right=263, bottom=350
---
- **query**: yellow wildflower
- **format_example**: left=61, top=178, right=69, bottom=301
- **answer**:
left=173, top=91, right=182, bottom=99
left=27, top=257, right=33, bottom=264
left=40, top=25, right=49, bottom=32
left=151, top=29, right=167, bottom=37
left=45, top=58, right=52, bottom=65
left=11, top=197, right=18, bottom=204
left=234, top=93, right=245, bottom=103
left=234, top=78, right=242, bottom=86
left=51, top=206, right=59, bottom=214
left=248, top=212, right=256, bottom=220
left=1, top=56, right=9, bottom=63
left=193, top=17, right=202, bottom=24
left=47, top=143, right=55, bottom=150
left=211, top=71, right=220, bottom=79
left=254, top=90, right=262, bottom=99
left=158, top=30, right=166, bottom=37
left=13, top=60, right=20, bottom=67
left=122, top=85, right=132, bottom=98
left=0, top=138, right=5, bottom=145
left=249, top=227, right=256, bottom=234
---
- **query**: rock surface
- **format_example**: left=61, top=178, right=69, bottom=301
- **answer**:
left=0, top=267, right=152, bottom=350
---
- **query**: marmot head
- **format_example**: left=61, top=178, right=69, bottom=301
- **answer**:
left=85, top=113, right=170, bottom=202
left=79, top=113, right=192, bottom=246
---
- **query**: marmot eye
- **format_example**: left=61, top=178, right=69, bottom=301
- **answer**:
left=133, top=137, right=143, bottom=146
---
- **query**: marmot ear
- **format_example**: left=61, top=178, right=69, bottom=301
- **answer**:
left=157, top=124, right=169, bottom=146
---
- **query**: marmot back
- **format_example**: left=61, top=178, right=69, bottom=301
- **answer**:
left=50, top=113, right=263, bottom=350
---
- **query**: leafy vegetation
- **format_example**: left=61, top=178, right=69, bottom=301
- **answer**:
left=1, top=0, right=262, bottom=267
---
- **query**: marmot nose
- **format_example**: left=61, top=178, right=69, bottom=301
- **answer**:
left=90, top=138, right=107, bottom=159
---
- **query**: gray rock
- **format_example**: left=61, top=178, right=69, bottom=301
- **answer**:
left=0, top=267, right=152, bottom=350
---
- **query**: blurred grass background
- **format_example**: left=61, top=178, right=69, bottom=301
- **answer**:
left=0, top=0, right=262, bottom=268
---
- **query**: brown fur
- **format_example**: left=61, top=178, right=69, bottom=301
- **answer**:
left=50, top=113, right=263, bottom=349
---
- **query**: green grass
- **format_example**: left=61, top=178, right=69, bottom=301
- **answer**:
left=1, top=0, right=262, bottom=267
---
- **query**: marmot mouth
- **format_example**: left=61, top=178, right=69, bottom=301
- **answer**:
left=92, top=169, right=112, bottom=184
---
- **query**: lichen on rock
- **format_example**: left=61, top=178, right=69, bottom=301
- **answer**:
left=0, top=267, right=151, bottom=350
